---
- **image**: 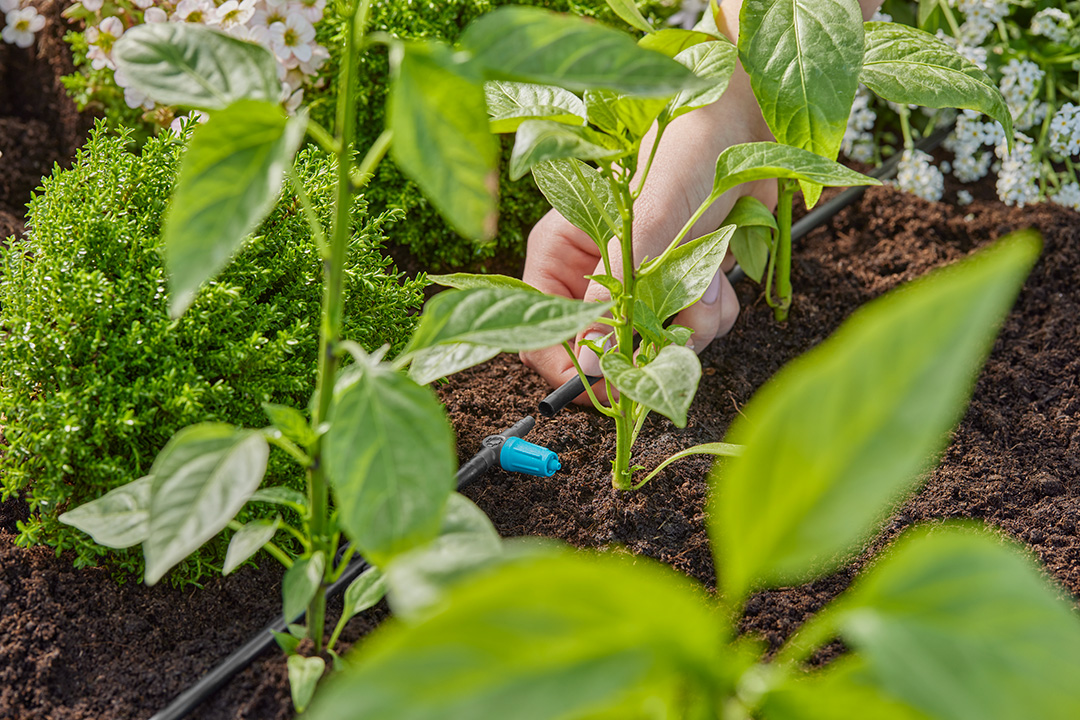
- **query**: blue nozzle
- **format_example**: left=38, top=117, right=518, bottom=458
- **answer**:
left=499, top=436, right=561, bottom=477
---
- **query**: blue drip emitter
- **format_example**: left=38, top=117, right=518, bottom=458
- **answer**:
left=499, top=436, right=561, bottom=477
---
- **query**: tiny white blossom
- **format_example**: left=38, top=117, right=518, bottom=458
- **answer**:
left=0, top=0, right=20, bottom=13
left=3, top=6, right=46, bottom=48
left=995, top=133, right=1039, bottom=207
left=1051, top=182, right=1080, bottom=211
left=85, top=16, right=124, bottom=70
left=957, top=189, right=974, bottom=206
left=114, top=68, right=154, bottom=110
left=897, top=148, right=944, bottom=202
left=132, top=0, right=155, bottom=8
left=144, top=6, right=167, bottom=22
left=173, top=0, right=215, bottom=24
left=293, top=0, right=325, bottom=23
left=81, top=0, right=104, bottom=11
left=169, top=110, right=208, bottom=136
left=1031, top=8, right=1071, bottom=44
left=214, top=0, right=256, bottom=29
left=1048, top=103, right=1080, bottom=158
left=268, top=11, right=315, bottom=67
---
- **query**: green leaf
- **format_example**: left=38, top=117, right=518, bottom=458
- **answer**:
left=406, top=288, right=613, bottom=354
left=509, top=120, right=624, bottom=181
left=341, top=566, right=388, bottom=626
left=636, top=225, right=735, bottom=322
left=284, top=551, right=326, bottom=621
left=917, top=0, right=941, bottom=28
left=632, top=299, right=666, bottom=347
left=385, top=494, right=503, bottom=621
left=604, top=0, right=654, bottom=33
left=222, top=517, right=280, bottom=575
left=666, top=40, right=738, bottom=120
left=860, top=22, right=1013, bottom=148
left=583, top=89, right=669, bottom=139
left=273, top=629, right=301, bottom=655
left=724, top=195, right=776, bottom=283
left=306, top=550, right=725, bottom=720
left=288, top=655, right=326, bottom=714
left=713, top=232, right=1041, bottom=600
left=113, top=23, right=280, bottom=110
left=531, top=159, right=620, bottom=247
left=692, top=0, right=724, bottom=36
left=59, top=475, right=154, bottom=549
left=738, top=0, right=864, bottom=160
left=389, top=41, right=498, bottom=242
left=712, top=142, right=879, bottom=203
left=484, top=80, right=586, bottom=134
left=384, top=496, right=501, bottom=621
left=407, top=343, right=502, bottom=386
left=600, top=345, right=701, bottom=427
left=144, top=424, right=269, bottom=585
left=639, top=29, right=716, bottom=57
left=835, top=525, right=1080, bottom=720
left=428, top=272, right=539, bottom=293
left=164, top=100, right=305, bottom=318
left=261, top=402, right=316, bottom=448
left=763, top=657, right=929, bottom=720
left=585, top=90, right=623, bottom=135
left=324, top=358, right=455, bottom=566
left=249, top=486, right=308, bottom=511
left=461, top=7, right=704, bottom=96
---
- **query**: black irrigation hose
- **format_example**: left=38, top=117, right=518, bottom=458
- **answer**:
left=150, top=416, right=537, bottom=720
left=152, top=123, right=955, bottom=720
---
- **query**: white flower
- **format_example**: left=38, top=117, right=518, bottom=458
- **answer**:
left=1051, top=182, right=1080, bottom=211
left=0, top=0, right=19, bottom=12
left=994, top=133, right=1039, bottom=207
left=131, top=0, right=155, bottom=8
left=3, top=6, right=46, bottom=48
left=1048, top=103, right=1080, bottom=158
left=841, top=85, right=876, bottom=161
left=897, top=148, right=944, bottom=202
left=954, top=0, right=1009, bottom=45
left=113, top=68, right=154, bottom=110
left=85, top=16, right=124, bottom=70
left=292, top=0, right=325, bottom=23
left=173, top=0, right=214, bottom=23
left=957, top=189, right=974, bottom=206
left=80, top=0, right=104, bottom=11
left=214, top=0, right=256, bottom=28
left=251, top=2, right=288, bottom=31
left=999, top=59, right=1046, bottom=131
left=144, top=6, right=167, bottom=23
left=268, top=11, right=315, bottom=67
left=297, top=42, right=328, bottom=75
left=870, top=9, right=891, bottom=22
left=1031, top=8, right=1071, bottom=44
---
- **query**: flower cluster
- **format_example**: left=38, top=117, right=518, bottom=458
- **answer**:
left=1031, top=8, right=1072, bottom=44
left=843, top=1, right=1080, bottom=211
left=1, top=0, right=45, bottom=48
left=1048, top=102, right=1080, bottom=158
left=994, top=133, right=1039, bottom=207
left=71, top=0, right=329, bottom=119
left=896, top=148, right=945, bottom=202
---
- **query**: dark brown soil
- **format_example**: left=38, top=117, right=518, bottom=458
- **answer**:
left=3, top=7, right=1080, bottom=718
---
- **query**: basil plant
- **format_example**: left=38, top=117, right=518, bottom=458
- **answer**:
left=309, top=231, right=1080, bottom=720
left=56, top=0, right=720, bottom=711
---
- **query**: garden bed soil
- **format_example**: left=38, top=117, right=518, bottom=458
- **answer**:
left=2, top=180, right=1078, bottom=719
left=3, top=7, right=1080, bottom=718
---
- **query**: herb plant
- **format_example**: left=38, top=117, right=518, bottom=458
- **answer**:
left=308, top=231, right=1080, bottom=720
left=57, top=2, right=708, bottom=708
left=0, top=126, right=422, bottom=584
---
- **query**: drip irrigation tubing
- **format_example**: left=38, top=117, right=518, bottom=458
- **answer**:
left=149, top=123, right=952, bottom=720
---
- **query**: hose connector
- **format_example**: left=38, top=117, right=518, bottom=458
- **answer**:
left=499, top=436, right=561, bottom=477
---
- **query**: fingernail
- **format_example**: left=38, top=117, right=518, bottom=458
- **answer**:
left=702, top=270, right=721, bottom=305
left=577, top=331, right=608, bottom=377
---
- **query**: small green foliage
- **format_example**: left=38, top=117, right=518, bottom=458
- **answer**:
left=0, top=124, right=424, bottom=585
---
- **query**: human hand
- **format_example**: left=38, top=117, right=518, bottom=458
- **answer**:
left=520, top=63, right=776, bottom=404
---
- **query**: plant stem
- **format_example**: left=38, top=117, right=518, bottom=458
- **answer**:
left=772, top=179, right=794, bottom=322
left=610, top=176, right=637, bottom=490
left=305, top=0, right=369, bottom=653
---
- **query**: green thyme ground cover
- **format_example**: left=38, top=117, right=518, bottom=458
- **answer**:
left=0, top=123, right=424, bottom=584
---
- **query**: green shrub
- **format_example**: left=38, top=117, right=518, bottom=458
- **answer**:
left=310, top=0, right=677, bottom=270
left=0, top=123, right=425, bottom=585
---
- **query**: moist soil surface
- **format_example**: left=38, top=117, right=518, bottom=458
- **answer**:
left=3, top=8, right=1080, bottom=719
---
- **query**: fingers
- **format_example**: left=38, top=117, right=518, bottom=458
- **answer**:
left=670, top=269, right=740, bottom=355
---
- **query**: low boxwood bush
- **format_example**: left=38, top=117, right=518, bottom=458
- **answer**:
left=0, top=123, right=425, bottom=585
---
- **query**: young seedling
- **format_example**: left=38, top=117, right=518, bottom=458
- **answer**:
left=56, top=2, right=707, bottom=708
left=308, top=232, right=1080, bottom=720
left=727, top=0, right=1015, bottom=320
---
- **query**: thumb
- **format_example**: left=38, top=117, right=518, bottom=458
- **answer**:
left=669, top=268, right=740, bottom=355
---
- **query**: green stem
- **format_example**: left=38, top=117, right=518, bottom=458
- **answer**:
left=897, top=104, right=913, bottom=150
left=632, top=119, right=667, bottom=201
left=286, top=164, right=329, bottom=258
left=562, top=342, right=620, bottom=418
left=773, top=179, right=794, bottom=322
left=306, top=119, right=340, bottom=155
left=610, top=175, right=637, bottom=491
left=304, top=0, right=370, bottom=654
